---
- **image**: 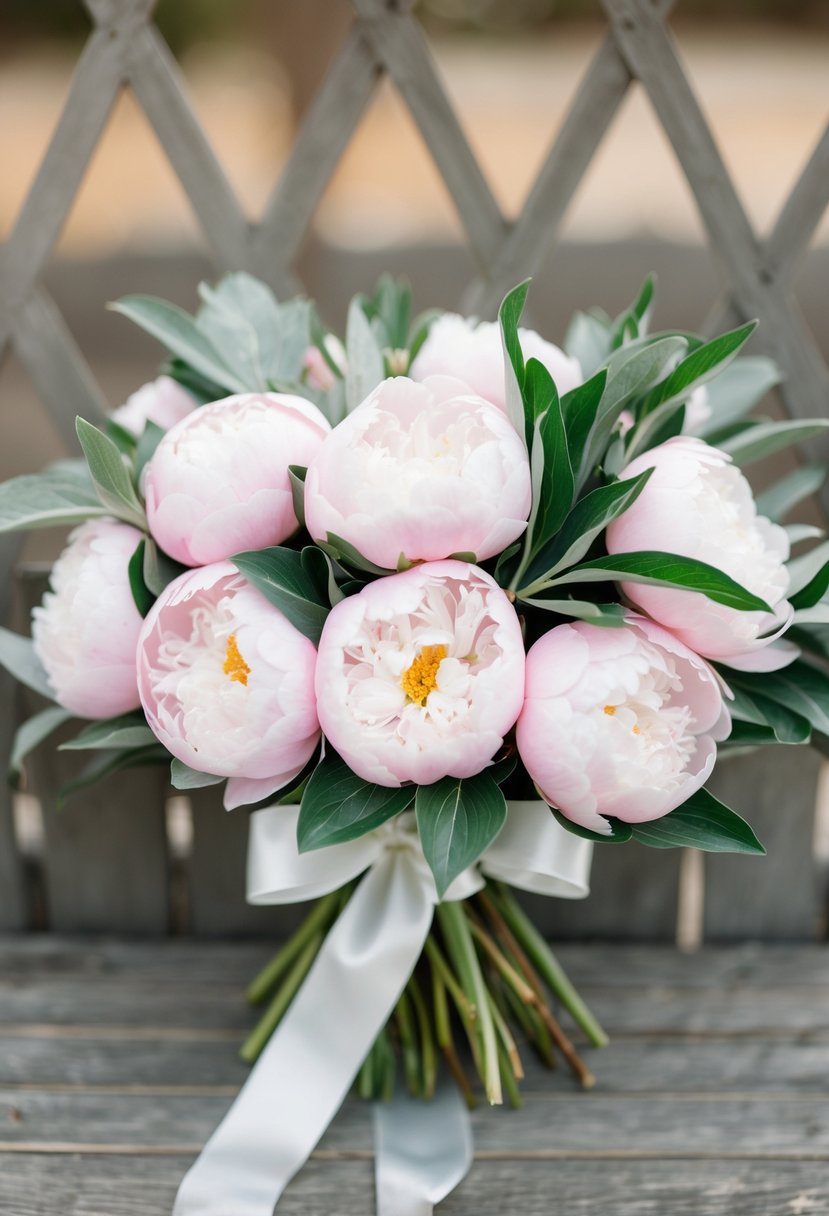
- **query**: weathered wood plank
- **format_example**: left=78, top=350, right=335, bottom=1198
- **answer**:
left=0, top=1154, right=827, bottom=1216
left=5, top=1034, right=829, bottom=1096
left=0, top=536, right=28, bottom=930
left=2, top=1084, right=829, bottom=1157
left=705, top=748, right=824, bottom=940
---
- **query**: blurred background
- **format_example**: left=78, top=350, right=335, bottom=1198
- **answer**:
left=1, top=0, right=827, bottom=476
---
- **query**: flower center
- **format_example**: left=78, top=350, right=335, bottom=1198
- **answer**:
left=223, top=633, right=251, bottom=686
left=400, top=644, right=447, bottom=705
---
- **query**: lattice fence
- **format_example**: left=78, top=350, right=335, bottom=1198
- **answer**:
left=1, top=0, right=828, bottom=941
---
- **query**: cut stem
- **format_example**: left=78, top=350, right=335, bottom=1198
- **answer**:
left=240, top=931, right=323, bottom=1063
left=408, top=973, right=438, bottom=1100
left=246, top=892, right=340, bottom=1005
left=437, top=901, right=502, bottom=1105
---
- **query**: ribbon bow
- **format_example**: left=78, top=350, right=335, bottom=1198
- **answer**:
left=173, top=800, right=592, bottom=1216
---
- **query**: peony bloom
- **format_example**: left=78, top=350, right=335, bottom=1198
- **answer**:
left=410, top=312, right=582, bottom=409
left=315, top=560, right=525, bottom=787
left=32, top=520, right=144, bottom=718
left=302, top=335, right=346, bottom=392
left=304, top=375, right=531, bottom=569
left=144, top=392, right=330, bottom=566
left=111, top=375, right=197, bottom=436
left=136, top=562, right=320, bottom=810
left=517, top=616, right=730, bottom=835
left=606, top=437, right=794, bottom=671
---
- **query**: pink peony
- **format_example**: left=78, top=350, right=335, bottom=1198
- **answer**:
left=31, top=520, right=144, bottom=718
left=410, top=312, right=582, bottom=409
left=111, top=375, right=197, bottom=436
left=516, top=615, right=730, bottom=835
left=314, top=560, right=525, bottom=787
left=136, top=562, right=320, bottom=810
left=144, top=392, right=330, bottom=567
left=606, top=436, right=795, bottom=671
left=304, top=375, right=531, bottom=569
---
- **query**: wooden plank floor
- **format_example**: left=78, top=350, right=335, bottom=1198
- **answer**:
left=1, top=939, right=828, bottom=1214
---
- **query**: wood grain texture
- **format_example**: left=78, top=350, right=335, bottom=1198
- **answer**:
left=0, top=939, right=827, bottom=1215
left=0, top=536, right=28, bottom=930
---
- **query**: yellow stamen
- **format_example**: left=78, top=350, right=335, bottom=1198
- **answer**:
left=400, top=644, right=448, bottom=705
left=223, top=633, right=251, bottom=686
left=632, top=724, right=641, bottom=735
left=603, top=705, right=616, bottom=716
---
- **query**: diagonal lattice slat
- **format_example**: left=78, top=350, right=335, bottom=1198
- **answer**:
left=0, top=0, right=827, bottom=507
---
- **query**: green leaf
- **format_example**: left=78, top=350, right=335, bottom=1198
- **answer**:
left=755, top=465, right=826, bottom=522
left=624, top=400, right=686, bottom=461
left=128, top=540, right=155, bottom=618
left=736, top=661, right=829, bottom=737
left=170, top=758, right=224, bottom=790
left=630, top=789, right=765, bottom=854
left=60, top=712, right=157, bottom=751
left=544, top=551, right=771, bottom=612
left=525, top=359, right=574, bottom=556
left=197, top=275, right=311, bottom=389
left=560, top=369, right=607, bottom=480
left=0, top=627, right=54, bottom=699
left=142, top=539, right=185, bottom=598
left=345, top=298, right=385, bottom=412
left=726, top=683, right=811, bottom=745
left=75, top=418, right=146, bottom=528
left=698, top=356, right=782, bottom=436
left=134, top=421, right=165, bottom=480
left=110, top=295, right=246, bottom=392
left=317, top=534, right=391, bottom=577
left=59, top=745, right=168, bottom=805
left=640, top=321, right=757, bottom=415
left=232, top=547, right=330, bottom=643
left=0, top=466, right=107, bottom=533
left=498, top=280, right=531, bottom=445
left=518, top=597, right=627, bottom=626
left=296, top=751, right=414, bottom=852
left=10, top=706, right=73, bottom=785
left=288, top=464, right=307, bottom=528
left=789, top=541, right=829, bottom=608
left=719, top=419, right=829, bottom=466
left=564, top=309, right=612, bottom=378
left=415, top=771, right=507, bottom=899
left=522, top=469, right=653, bottom=587
left=551, top=807, right=632, bottom=843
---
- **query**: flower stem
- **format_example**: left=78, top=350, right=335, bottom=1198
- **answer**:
left=407, top=973, right=438, bottom=1100
left=496, top=1036, right=524, bottom=1109
left=395, top=987, right=422, bottom=1098
left=240, top=931, right=322, bottom=1064
left=485, top=989, right=524, bottom=1081
left=437, top=901, right=502, bottom=1106
left=424, top=936, right=481, bottom=1072
left=490, top=884, right=609, bottom=1049
left=246, top=892, right=341, bottom=1005
left=431, top=955, right=478, bottom=1109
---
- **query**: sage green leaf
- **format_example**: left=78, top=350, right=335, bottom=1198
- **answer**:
left=564, top=309, right=612, bottom=378
left=232, top=547, right=330, bottom=643
left=640, top=321, right=757, bottom=415
left=170, top=758, right=224, bottom=790
left=297, top=751, right=414, bottom=852
left=786, top=540, right=829, bottom=603
left=0, top=466, right=107, bottom=533
left=735, top=661, right=829, bottom=737
left=0, top=627, right=53, bottom=699
left=551, top=807, right=632, bottom=843
left=135, top=421, right=165, bottom=479
left=725, top=683, right=811, bottom=745
left=317, top=534, right=391, bottom=577
left=560, top=369, right=607, bottom=480
left=517, top=597, right=627, bottom=626
left=10, top=706, right=73, bottom=785
left=630, top=789, right=765, bottom=854
left=110, top=295, right=246, bottom=391
left=142, top=539, right=185, bottom=598
left=698, top=355, right=782, bottom=436
left=288, top=464, right=307, bottom=528
left=544, top=551, right=771, bottom=612
left=345, top=298, right=385, bottom=412
left=719, top=419, right=829, bottom=467
left=75, top=418, right=146, bottom=528
left=60, top=712, right=157, bottom=752
left=415, top=771, right=507, bottom=898
left=59, top=745, right=168, bottom=806
left=756, top=466, right=826, bottom=522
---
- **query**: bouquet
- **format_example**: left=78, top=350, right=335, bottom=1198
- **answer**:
left=3, top=271, right=829, bottom=1215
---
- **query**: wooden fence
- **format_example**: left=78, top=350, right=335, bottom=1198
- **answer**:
left=0, top=0, right=827, bottom=942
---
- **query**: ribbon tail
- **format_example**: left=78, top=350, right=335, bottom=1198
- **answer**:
left=173, top=850, right=434, bottom=1216
left=374, top=1077, right=474, bottom=1216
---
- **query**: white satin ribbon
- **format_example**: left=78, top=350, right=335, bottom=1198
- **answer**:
left=173, top=800, right=592, bottom=1216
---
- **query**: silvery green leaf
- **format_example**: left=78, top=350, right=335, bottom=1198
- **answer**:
left=170, top=759, right=224, bottom=790
left=564, top=309, right=612, bottom=378
left=0, top=627, right=54, bottom=699
left=345, top=299, right=385, bottom=412
left=110, top=295, right=246, bottom=392
left=60, top=712, right=157, bottom=751
left=75, top=418, right=146, bottom=528
left=755, top=465, right=827, bottom=522
left=0, top=465, right=107, bottom=533
left=786, top=540, right=829, bottom=598
left=698, top=356, right=783, bottom=437
left=10, top=706, right=73, bottom=784
left=719, top=419, right=829, bottom=466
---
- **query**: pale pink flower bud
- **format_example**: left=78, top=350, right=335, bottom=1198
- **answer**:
left=315, top=560, right=525, bottom=787
left=144, top=392, right=330, bottom=566
left=517, top=616, right=730, bottom=836
left=410, top=313, right=582, bottom=409
left=111, top=375, right=197, bottom=436
left=304, top=375, right=531, bottom=569
left=136, top=562, right=320, bottom=810
left=302, top=335, right=346, bottom=392
left=606, top=436, right=795, bottom=671
left=31, top=520, right=144, bottom=718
